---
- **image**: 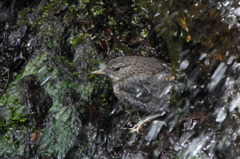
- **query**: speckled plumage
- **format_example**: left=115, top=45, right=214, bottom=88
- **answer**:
left=92, top=56, right=172, bottom=112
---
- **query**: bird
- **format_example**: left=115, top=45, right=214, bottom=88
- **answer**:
left=92, top=56, right=173, bottom=133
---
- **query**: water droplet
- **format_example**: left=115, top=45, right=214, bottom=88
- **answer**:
left=145, top=120, right=166, bottom=141
left=216, top=107, right=227, bottom=123
left=230, top=96, right=240, bottom=112
left=208, top=62, right=227, bottom=91
left=199, top=53, right=207, bottom=61
left=180, top=60, right=189, bottom=70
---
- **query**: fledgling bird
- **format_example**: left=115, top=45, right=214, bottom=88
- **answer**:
left=92, top=56, right=173, bottom=133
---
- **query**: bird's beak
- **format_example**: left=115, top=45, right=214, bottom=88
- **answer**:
left=92, top=69, right=106, bottom=75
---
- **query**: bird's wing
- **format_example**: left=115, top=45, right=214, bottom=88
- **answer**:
left=119, top=78, right=151, bottom=103
left=118, top=73, right=171, bottom=104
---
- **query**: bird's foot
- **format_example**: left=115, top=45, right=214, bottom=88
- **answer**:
left=129, top=114, right=166, bottom=133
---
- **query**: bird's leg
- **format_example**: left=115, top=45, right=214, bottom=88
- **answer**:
left=129, top=113, right=166, bottom=133
left=136, top=110, right=141, bottom=120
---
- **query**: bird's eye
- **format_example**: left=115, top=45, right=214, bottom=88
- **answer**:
left=114, top=67, right=120, bottom=71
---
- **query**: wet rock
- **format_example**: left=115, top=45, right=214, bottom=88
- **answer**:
left=19, top=75, right=52, bottom=126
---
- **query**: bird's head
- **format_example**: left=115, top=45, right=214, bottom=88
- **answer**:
left=92, top=56, right=165, bottom=83
left=92, top=56, right=134, bottom=83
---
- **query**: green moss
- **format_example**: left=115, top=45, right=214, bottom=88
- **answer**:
left=69, top=82, right=79, bottom=89
left=37, top=105, right=80, bottom=158
left=0, top=51, right=52, bottom=131
left=131, top=16, right=140, bottom=24
left=108, top=16, right=117, bottom=25
left=70, top=35, right=85, bottom=45
left=91, top=6, right=104, bottom=17
left=111, top=43, right=133, bottom=55
left=16, top=52, right=48, bottom=82
left=69, top=4, right=77, bottom=12
left=51, top=67, right=61, bottom=79
left=0, top=129, right=25, bottom=157
left=38, top=66, right=49, bottom=83
left=140, top=29, right=149, bottom=38
left=56, top=55, right=66, bottom=62
left=0, top=89, right=27, bottom=127
left=70, top=33, right=92, bottom=46
left=0, top=0, right=106, bottom=157
left=78, top=0, right=90, bottom=10
left=70, top=71, right=79, bottom=77
left=82, top=0, right=90, bottom=3
left=0, top=116, right=6, bottom=130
